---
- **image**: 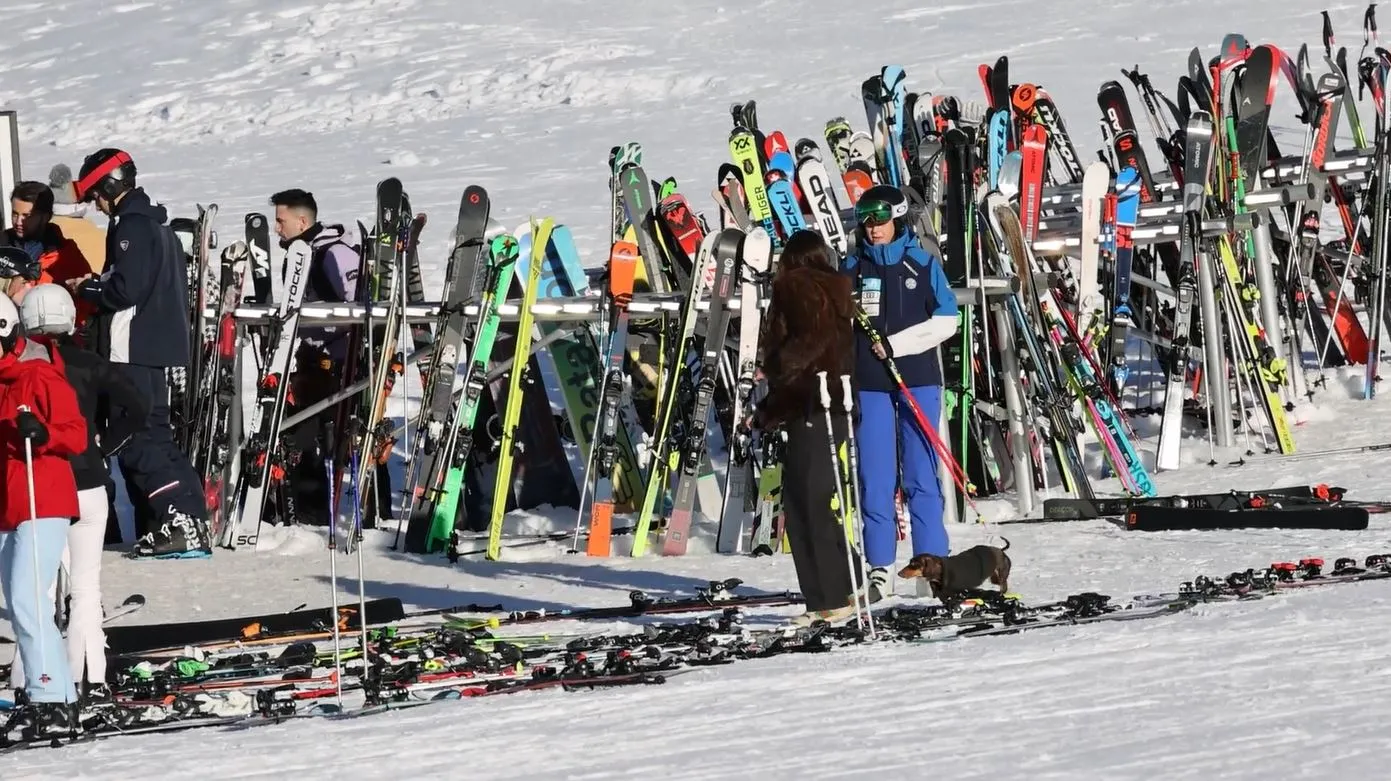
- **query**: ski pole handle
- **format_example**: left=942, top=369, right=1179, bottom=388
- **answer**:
left=839, top=374, right=854, bottom=413
left=816, top=370, right=831, bottom=409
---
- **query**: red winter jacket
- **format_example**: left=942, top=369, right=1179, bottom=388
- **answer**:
left=0, top=338, right=85, bottom=531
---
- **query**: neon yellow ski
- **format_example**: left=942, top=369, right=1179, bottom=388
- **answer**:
left=486, top=217, right=553, bottom=560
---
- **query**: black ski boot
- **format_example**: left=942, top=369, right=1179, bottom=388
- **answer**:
left=131, top=505, right=212, bottom=559
left=82, top=682, right=113, bottom=706
left=2, top=694, right=78, bottom=746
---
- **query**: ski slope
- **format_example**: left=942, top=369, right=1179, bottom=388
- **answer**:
left=5, top=0, right=1391, bottom=777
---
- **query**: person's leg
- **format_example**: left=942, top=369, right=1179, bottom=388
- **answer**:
left=779, top=420, right=827, bottom=611
left=121, top=464, right=150, bottom=539
left=899, top=385, right=949, bottom=557
left=855, top=390, right=900, bottom=569
left=115, top=364, right=206, bottom=524
left=1, top=530, right=24, bottom=693
left=103, top=471, right=124, bottom=545
left=67, top=489, right=109, bottom=686
left=783, top=414, right=857, bottom=612
left=118, top=365, right=211, bottom=555
left=6, top=518, right=76, bottom=703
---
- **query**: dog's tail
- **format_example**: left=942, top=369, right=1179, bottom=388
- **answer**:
left=1000, top=537, right=1010, bottom=552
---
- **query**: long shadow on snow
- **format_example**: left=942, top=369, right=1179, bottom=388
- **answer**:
left=309, top=556, right=739, bottom=615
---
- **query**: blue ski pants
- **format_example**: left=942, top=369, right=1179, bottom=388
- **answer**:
left=1, top=517, right=75, bottom=703
left=856, top=385, right=948, bottom=568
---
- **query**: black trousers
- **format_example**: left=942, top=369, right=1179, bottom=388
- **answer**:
left=116, top=364, right=207, bottom=535
left=781, top=412, right=859, bottom=612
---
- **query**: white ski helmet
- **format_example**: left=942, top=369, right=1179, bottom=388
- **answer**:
left=20, top=283, right=76, bottom=336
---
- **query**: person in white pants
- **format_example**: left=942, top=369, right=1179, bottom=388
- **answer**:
left=19, top=284, right=146, bottom=700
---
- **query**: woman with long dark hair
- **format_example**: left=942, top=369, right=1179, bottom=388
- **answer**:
left=754, top=230, right=861, bottom=625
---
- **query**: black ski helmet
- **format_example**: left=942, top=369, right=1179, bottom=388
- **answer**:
left=854, top=184, right=909, bottom=238
left=0, top=246, right=40, bottom=283
left=75, top=148, right=137, bottom=203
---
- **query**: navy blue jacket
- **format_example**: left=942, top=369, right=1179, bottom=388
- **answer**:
left=76, top=189, right=191, bottom=368
left=841, top=230, right=958, bottom=392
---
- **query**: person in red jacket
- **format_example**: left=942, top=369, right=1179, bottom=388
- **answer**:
left=0, top=293, right=86, bottom=743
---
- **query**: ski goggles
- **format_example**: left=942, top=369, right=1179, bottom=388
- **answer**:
left=855, top=199, right=905, bottom=227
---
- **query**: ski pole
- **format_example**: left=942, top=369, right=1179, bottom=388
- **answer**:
left=838, top=374, right=876, bottom=640
left=817, top=372, right=870, bottom=633
left=17, top=405, right=48, bottom=689
left=854, top=310, right=980, bottom=516
left=323, top=452, right=344, bottom=708
left=350, top=447, right=373, bottom=706
left=570, top=287, right=618, bottom=554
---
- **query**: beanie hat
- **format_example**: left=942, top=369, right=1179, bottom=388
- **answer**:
left=48, top=163, right=77, bottom=205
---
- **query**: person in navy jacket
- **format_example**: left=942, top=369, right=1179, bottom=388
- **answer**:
left=841, top=185, right=958, bottom=602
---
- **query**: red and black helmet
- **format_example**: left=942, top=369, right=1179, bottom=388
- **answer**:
left=75, top=148, right=137, bottom=203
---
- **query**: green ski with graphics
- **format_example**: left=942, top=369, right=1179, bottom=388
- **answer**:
left=431, top=236, right=520, bottom=555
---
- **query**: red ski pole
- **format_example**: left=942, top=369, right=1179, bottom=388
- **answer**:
left=853, top=309, right=980, bottom=515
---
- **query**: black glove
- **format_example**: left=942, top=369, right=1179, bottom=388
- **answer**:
left=76, top=277, right=102, bottom=301
left=16, top=410, right=48, bottom=447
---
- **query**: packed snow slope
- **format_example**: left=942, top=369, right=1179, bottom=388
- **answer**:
left=5, top=0, right=1391, bottom=778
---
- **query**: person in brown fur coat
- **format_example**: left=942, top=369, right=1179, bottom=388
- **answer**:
left=754, top=230, right=862, bottom=625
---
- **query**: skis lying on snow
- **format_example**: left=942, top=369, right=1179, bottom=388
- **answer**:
left=105, top=598, right=410, bottom=657
left=10, top=552, right=1391, bottom=751
left=1022, top=484, right=1353, bottom=521
left=444, top=584, right=803, bottom=629
left=1125, top=504, right=1369, bottom=531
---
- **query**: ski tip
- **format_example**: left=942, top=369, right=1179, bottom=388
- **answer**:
left=123, top=594, right=147, bottom=606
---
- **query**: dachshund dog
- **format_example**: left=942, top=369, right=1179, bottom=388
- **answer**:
left=897, top=538, right=1012, bottom=602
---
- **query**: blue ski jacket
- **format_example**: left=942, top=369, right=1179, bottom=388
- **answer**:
left=841, top=229, right=958, bottom=391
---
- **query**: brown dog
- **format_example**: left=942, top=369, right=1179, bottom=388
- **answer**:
left=897, top=538, right=1012, bottom=602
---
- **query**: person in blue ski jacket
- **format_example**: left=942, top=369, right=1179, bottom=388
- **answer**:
left=841, top=185, right=959, bottom=602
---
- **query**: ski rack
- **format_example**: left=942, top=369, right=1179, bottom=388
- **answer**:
left=1032, top=182, right=1313, bottom=254
left=221, top=278, right=1024, bottom=326
left=1034, top=210, right=1262, bottom=252
left=220, top=141, right=1374, bottom=535
left=219, top=276, right=1036, bottom=538
left=1035, top=148, right=1375, bottom=205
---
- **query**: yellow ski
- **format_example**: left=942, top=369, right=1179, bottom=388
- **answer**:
left=486, top=217, right=553, bottom=560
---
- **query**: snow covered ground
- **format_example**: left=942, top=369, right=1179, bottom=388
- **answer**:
left=5, top=0, right=1391, bottom=778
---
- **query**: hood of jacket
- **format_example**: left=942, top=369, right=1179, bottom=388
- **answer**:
left=282, top=222, right=357, bottom=253
left=310, top=222, right=357, bottom=253
left=0, top=336, right=62, bottom=380
left=113, top=188, right=169, bottom=225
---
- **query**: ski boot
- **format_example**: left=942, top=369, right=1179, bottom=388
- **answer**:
left=131, top=505, right=213, bottom=559
left=1, top=692, right=78, bottom=747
